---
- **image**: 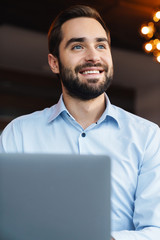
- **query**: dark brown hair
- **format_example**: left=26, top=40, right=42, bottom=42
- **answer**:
left=48, top=5, right=111, bottom=58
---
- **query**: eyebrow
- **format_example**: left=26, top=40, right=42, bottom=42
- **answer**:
left=65, top=37, right=109, bottom=49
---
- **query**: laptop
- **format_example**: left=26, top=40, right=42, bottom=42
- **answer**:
left=0, top=153, right=111, bottom=240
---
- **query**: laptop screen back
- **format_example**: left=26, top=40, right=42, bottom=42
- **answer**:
left=0, top=154, right=111, bottom=240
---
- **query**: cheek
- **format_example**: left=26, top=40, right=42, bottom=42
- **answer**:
left=108, top=52, right=113, bottom=63
left=60, top=48, right=84, bottom=65
left=103, top=54, right=113, bottom=66
left=59, top=53, right=73, bottom=67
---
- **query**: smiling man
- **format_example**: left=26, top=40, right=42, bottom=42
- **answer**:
left=48, top=16, right=113, bottom=129
left=1, top=5, right=160, bottom=240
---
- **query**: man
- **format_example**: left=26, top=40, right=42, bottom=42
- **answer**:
left=0, top=5, right=160, bottom=240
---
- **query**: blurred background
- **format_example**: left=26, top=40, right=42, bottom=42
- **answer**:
left=1, top=0, right=160, bottom=132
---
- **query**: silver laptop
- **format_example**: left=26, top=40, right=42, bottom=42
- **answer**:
left=0, top=153, right=111, bottom=240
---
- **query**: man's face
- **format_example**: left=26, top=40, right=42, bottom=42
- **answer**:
left=57, top=17, right=113, bottom=100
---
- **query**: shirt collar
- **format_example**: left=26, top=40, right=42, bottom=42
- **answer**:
left=48, top=94, right=70, bottom=123
left=101, top=93, right=120, bottom=128
left=48, top=93, right=120, bottom=128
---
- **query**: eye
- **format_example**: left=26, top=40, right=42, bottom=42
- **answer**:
left=97, top=44, right=106, bottom=49
left=72, top=45, right=83, bottom=50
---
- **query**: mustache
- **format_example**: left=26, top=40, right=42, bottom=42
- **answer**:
left=75, top=63, right=108, bottom=73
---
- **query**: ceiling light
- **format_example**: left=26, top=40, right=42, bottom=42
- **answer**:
left=156, top=42, right=160, bottom=50
left=153, top=11, right=160, bottom=22
left=140, top=9, right=160, bottom=63
left=141, top=26, right=149, bottom=35
left=144, top=42, right=153, bottom=52
left=157, top=54, right=160, bottom=63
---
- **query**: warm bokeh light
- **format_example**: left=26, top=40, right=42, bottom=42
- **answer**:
left=144, top=42, right=153, bottom=52
left=140, top=10, right=160, bottom=63
left=140, top=22, right=154, bottom=38
left=156, top=11, right=160, bottom=19
left=156, top=54, right=160, bottom=63
left=156, top=42, right=160, bottom=50
left=153, top=11, right=160, bottom=22
left=141, top=26, right=149, bottom=35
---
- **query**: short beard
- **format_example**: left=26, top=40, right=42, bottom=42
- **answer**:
left=58, top=61, right=113, bottom=101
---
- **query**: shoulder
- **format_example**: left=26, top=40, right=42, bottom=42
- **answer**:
left=0, top=106, right=56, bottom=152
left=111, top=104, right=160, bottom=149
left=113, top=104, right=159, bottom=130
left=112, top=105, right=160, bottom=163
left=2, top=105, right=57, bottom=134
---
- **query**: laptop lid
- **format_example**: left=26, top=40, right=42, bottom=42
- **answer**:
left=0, top=154, right=111, bottom=240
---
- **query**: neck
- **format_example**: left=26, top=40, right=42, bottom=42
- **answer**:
left=62, top=92, right=106, bottom=129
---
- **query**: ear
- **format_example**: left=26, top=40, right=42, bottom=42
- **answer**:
left=48, top=53, right=60, bottom=74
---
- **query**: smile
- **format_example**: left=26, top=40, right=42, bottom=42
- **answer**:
left=82, top=70, right=100, bottom=74
left=80, top=69, right=104, bottom=75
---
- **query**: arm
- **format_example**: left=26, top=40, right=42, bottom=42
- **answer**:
left=112, top=126, right=160, bottom=240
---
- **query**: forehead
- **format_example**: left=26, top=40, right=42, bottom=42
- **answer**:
left=61, top=17, right=108, bottom=42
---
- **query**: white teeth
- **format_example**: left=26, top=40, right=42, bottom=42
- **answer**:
left=82, top=70, right=100, bottom=74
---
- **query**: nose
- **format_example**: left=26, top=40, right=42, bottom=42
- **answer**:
left=84, top=47, right=100, bottom=63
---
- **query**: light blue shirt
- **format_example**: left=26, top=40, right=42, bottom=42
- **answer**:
left=1, top=94, right=160, bottom=240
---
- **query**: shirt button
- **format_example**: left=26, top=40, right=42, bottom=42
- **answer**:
left=81, top=132, right=86, bottom=137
